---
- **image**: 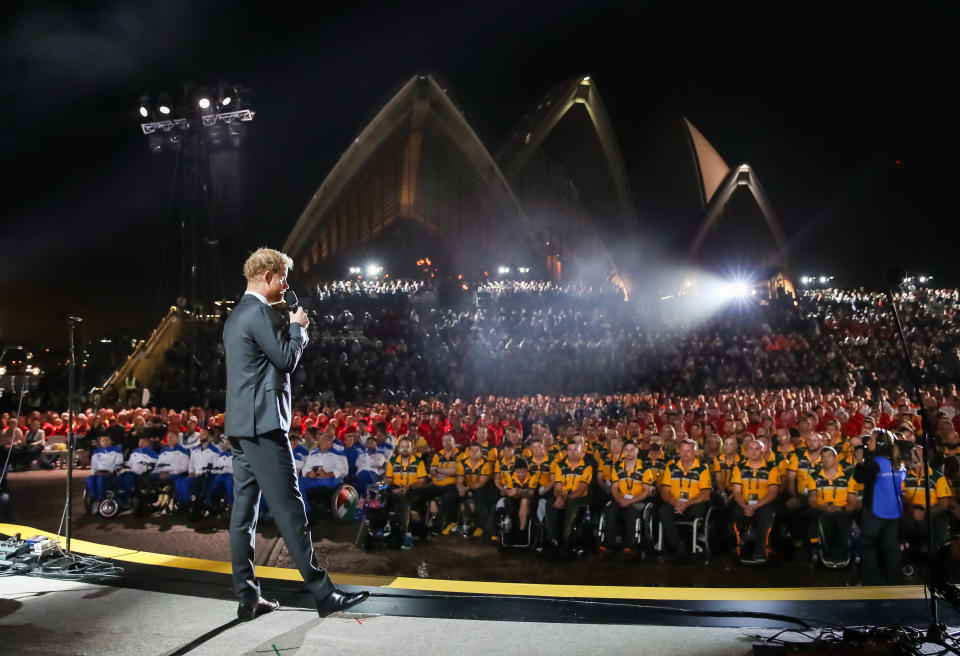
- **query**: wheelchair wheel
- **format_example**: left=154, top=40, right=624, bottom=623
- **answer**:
left=98, top=497, right=119, bottom=518
left=704, top=506, right=729, bottom=557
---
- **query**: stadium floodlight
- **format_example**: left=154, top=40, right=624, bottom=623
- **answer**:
left=218, top=83, right=233, bottom=107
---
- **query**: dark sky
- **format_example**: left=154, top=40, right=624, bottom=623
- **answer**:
left=2, top=0, right=959, bottom=347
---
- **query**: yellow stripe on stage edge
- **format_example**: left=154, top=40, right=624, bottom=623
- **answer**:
left=0, top=522, right=925, bottom=602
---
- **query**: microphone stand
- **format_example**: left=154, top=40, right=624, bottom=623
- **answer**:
left=883, top=286, right=945, bottom=641
left=65, top=316, right=80, bottom=555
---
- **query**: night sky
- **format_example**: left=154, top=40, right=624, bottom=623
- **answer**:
left=2, top=1, right=958, bottom=348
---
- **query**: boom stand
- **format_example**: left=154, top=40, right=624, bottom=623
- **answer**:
left=884, top=287, right=946, bottom=642
left=65, top=317, right=78, bottom=555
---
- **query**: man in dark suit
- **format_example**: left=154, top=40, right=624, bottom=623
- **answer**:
left=223, top=248, right=369, bottom=621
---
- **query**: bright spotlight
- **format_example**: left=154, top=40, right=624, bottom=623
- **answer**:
left=198, top=97, right=211, bottom=109
left=158, top=105, right=171, bottom=115
left=365, top=264, right=382, bottom=277
left=221, top=96, right=232, bottom=106
left=818, top=276, right=827, bottom=284
left=918, top=276, right=927, bottom=283
left=139, top=106, right=149, bottom=118
left=718, top=280, right=750, bottom=299
left=498, top=266, right=511, bottom=275
left=800, top=276, right=810, bottom=285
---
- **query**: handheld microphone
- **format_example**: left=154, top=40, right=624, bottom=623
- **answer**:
left=284, top=290, right=303, bottom=312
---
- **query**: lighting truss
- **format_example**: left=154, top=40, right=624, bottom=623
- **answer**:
left=140, top=110, right=255, bottom=135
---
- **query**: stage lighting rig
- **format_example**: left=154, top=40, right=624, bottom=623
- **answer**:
left=138, top=83, right=254, bottom=151
left=136, top=80, right=254, bottom=343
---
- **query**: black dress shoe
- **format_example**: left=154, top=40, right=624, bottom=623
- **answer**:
left=238, top=597, right=280, bottom=621
left=316, top=588, right=370, bottom=616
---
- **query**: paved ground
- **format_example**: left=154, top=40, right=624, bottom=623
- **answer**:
left=2, top=468, right=885, bottom=587
left=0, top=576, right=769, bottom=656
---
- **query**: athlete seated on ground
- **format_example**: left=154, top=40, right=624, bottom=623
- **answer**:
left=386, top=436, right=427, bottom=549
left=456, top=442, right=494, bottom=537
left=730, top=438, right=781, bottom=562
left=601, top=440, right=654, bottom=555
left=658, top=439, right=712, bottom=555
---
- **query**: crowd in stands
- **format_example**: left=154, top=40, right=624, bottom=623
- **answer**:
left=3, top=282, right=960, bottom=577
left=146, top=280, right=960, bottom=408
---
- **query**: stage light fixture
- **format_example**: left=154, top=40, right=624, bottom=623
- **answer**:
left=498, top=266, right=511, bottom=275
left=365, top=264, right=383, bottom=277
left=718, top=279, right=750, bottom=299
left=139, top=106, right=149, bottom=118
left=148, top=133, right=164, bottom=153
left=198, top=97, right=211, bottom=109
left=166, top=132, right=182, bottom=151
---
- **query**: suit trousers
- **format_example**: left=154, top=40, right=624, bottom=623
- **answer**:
left=229, top=434, right=334, bottom=605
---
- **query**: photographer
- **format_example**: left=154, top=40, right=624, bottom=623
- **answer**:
left=852, top=428, right=908, bottom=585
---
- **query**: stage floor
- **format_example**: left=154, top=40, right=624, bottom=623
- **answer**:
left=1, top=576, right=770, bottom=656
left=1, top=522, right=959, bottom=655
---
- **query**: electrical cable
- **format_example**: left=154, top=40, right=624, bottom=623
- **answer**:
left=365, top=591, right=833, bottom=629
left=0, top=374, right=30, bottom=489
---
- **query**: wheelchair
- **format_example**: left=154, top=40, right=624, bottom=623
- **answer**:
left=536, top=498, right=594, bottom=558
left=186, top=465, right=222, bottom=522
left=596, top=499, right=654, bottom=555
left=494, top=496, right=541, bottom=550
left=732, top=508, right=777, bottom=565
left=83, top=466, right=133, bottom=519
left=355, top=483, right=404, bottom=550
left=652, top=503, right=725, bottom=557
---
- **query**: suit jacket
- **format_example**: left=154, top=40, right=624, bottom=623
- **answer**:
left=223, top=294, right=308, bottom=437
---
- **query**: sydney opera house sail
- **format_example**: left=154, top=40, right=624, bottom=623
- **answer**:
left=497, top=76, right=639, bottom=283
left=283, top=75, right=534, bottom=283
left=680, top=118, right=790, bottom=273
left=284, top=73, right=791, bottom=292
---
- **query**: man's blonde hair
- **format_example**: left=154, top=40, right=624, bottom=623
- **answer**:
left=243, top=248, right=293, bottom=282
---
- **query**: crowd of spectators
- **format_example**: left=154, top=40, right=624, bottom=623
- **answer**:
left=4, top=281, right=960, bottom=577
left=136, top=281, right=960, bottom=410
